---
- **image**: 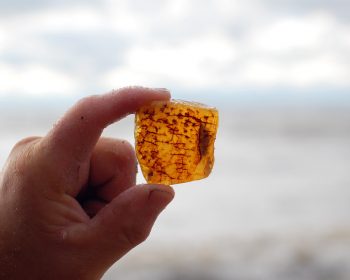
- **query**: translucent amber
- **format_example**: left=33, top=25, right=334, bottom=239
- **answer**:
left=135, top=99, right=219, bottom=185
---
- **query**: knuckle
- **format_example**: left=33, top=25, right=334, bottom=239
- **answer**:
left=73, top=95, right=101, bottom=125
left=102, top=138, right=137, bottom=167
left=121, top=224, right=150, bottom=247
left=116, top=140, right=138, bottom=179
left=4, top=138, right=41, bottom=184
left=119, top=140, right=137, bottom=162
left=12, top=136, right=40, bottom=151
left=75, top=95, right=99, bottom=112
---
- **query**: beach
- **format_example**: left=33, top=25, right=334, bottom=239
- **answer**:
left=1, top=103, right=350, bottom=279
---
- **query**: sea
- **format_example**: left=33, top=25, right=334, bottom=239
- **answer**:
left=1, top=99, right=350, bottom=280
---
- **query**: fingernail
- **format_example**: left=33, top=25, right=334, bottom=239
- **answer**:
left=151, top=87, right=171, bottom=93
left=147, top=184, right=174, bottom=200
left=148, top=190, right=174, bottom=212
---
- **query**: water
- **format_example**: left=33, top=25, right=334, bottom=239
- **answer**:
left=1, top=103, right=350, bottom=279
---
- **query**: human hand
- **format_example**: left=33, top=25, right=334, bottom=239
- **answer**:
left=0, top=87, right=174, bottom=279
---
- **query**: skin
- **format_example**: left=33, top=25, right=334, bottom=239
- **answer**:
left=0, top=87, right=175, bottom=280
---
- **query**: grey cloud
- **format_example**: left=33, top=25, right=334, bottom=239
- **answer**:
left=0, top=33, right=126, bottom=96
left=0, top=0, right=100, bottom=14
left=126, top=0, right=245, bottom=43
left=44, top=32, right=129, bottom=71
left=124, top=0, right=168, bottom=14
left=264, top=0, right=350, bottom=21
left=1, top=30, right=129, bottom=80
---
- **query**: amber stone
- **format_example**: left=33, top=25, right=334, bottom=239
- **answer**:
left=135, top=100, right=219, bottom=185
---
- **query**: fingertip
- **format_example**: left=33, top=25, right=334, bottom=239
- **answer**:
left=138, top=183, right=174, bottom=197
left=150, top=87, right=172, bottom=99
left=73, top=183, right=175, bottom=257
left=113, top=86, right=171, bottom=103
left=138, top=184, right=175, bottom=211
left=119, top=85, right=171, bottom=94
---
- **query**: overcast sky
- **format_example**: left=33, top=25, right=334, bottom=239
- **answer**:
left=0, top=0, right=349, bottom=100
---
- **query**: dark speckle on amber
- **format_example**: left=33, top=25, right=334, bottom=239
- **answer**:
left=135, top=99, right=218, bottom=185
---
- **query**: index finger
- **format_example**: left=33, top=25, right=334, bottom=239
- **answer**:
left=43, top=87, right=171, bottom=164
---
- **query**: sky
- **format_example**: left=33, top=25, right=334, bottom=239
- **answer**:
left=0, top=0, right=349, bottom=102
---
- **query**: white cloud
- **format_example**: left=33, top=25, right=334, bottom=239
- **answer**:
left=289, top=54, right=350, bottom=87
left=0, top=63, right=79, bottom=96
left=231, top=54, right=350, bottom=88
left=103, top=10, right=350, bottom=92
left=221, top=11, right=350, bottom=89
left=340, top=25, right=350, bottom=49
left=0, top=0, right=349, bottom=97
left=252, top=12, right=334, bottom=53
left=0, top=27, right=8, bottom=52
left=103, top=33, right=238, bottom=89
left=0, top=6, right=105, bottom=35
left=164, top=0, right=191, bottom=18
left=104, top=2, right=148, bottom=36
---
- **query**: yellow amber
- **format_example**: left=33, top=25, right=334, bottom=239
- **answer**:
left=135, top=99, right=219, bottom=185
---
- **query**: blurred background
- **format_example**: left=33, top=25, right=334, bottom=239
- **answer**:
left=1, top=0, right=350, bottom=279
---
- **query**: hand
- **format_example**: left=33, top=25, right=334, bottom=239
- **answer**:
left=0, top=87, right=175, bottom=279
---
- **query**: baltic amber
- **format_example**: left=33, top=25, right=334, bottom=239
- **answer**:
left=135, top=100, right=219, bottom=185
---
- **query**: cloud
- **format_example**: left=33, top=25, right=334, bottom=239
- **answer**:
left=103, top=9, right=350, bottom=91
left=251, top=14, right=332, bottom=53
left=236, top=11, right=350, bottom=88
left=263, top=0, right=350, bottom=22
left=0, top=63, right=79, bottom=96
left=43, top=31, right=128, bottom=72
left=0, top=0, right=100, bottom=15
left=0, top=0, right=349, bottom=98
left=0, top=7, right=130, bottom=94
left=231, top=53, right=350, bottom=88
left=103, top=33, right=238, bottom=89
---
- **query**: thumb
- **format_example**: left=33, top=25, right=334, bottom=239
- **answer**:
left=74, top=184, right=174, bottom=268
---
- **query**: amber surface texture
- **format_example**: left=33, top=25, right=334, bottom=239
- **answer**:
left=135, top=99, right=219, bottom=185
